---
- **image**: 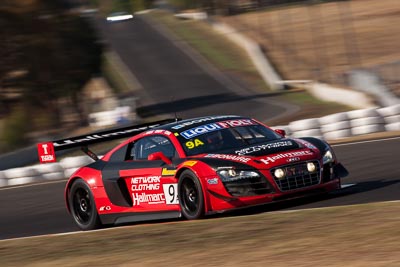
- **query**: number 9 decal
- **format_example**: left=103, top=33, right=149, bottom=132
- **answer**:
left=163, top=184, right=179, bottom=204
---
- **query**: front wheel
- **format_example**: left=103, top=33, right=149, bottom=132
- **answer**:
left=68, top=179, right=102, bottom=230
left=178, top=170, right=205, bottom=220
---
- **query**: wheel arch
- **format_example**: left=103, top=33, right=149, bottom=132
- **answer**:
left=175, top=166, right=212, bottom=214
left=64, top=176, right=86, bottom=213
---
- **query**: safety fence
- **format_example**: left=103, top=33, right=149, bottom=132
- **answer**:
left=0, top=156, right=94, bottom=187
left=0, top=104, right=398, bottom=188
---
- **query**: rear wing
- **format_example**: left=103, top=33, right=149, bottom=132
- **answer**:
left=37, top=118, right=179, bottom=163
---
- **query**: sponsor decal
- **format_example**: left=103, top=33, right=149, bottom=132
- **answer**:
left=130, top=176, right=161, bottom=184
left=132, top=193, right=165, bottom=206
left=130, top=176, right=161, bottom=191
left=182, top=160, right=198, bottom=167
left=261, top=150, right=314, bottom=165
left=38, top=142, right=56, bottom=163
left=294, top=139, right=317, bottom=149
left=53, top=125, right=161, bottom=147
left=180, top=119, right=257, bottom=139
left=287, top=157, right=301, bottom=163
left=131, top=183, right=160, bottom=191
left=129, top=176, right=178, bottom=206
left=99, top=206, right=111, bottom=211
left=217, top=119, right=255, bottom=128
left=205, top=154, right=251, bottom=163
left=144, top=130, right=172, bottom=136
left=130, top=176, right=164, bottom=206
left=171, top=115, right=238, bottom=130
left=162, top=168, right=176, bottom=176
left=207, top=178, right=219, bottom=185
left=181, top=123, right=223, bottom=139
left=235, top=141, right=294, bottom=155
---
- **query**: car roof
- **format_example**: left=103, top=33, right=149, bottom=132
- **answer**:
left=155, top=115, right=248, bottom=132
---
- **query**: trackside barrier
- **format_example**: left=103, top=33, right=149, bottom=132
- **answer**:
left=174, top=12, right=207, bottom=20
left=378, top=104, right=400, bottom=131
left=319, top=112, right=352, bottom=140
left=60, top=156, right=95, bottom=178
left=288, top=118, right=323, bottom=140
left=89, top=106, right=132, bottom=127
left=0, top=104, right=399, bottom=187
left=279, top=105, right=399, bottom=139
left=3, top=166, right=43, bottom=186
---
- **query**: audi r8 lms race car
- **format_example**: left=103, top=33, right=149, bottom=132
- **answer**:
left=37, top=115, right=348, bottom=230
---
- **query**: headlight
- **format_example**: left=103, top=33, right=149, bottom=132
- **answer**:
left=323, top=150, right=334, bottom=164
left=217, top=168, right=260, bottom=182
left=307, top=162, right=317, bottom=172
left=274, top=168, right=285, bottom=179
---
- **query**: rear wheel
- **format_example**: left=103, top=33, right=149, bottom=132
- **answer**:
left=68, top=179, right=101, bottom=230
left=178, top=170, right=205, bottom=220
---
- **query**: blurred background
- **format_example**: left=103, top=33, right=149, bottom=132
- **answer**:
left=0, top=0, right=399, bottom=157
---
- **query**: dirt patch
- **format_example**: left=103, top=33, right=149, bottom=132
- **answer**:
left=1, top=201, right=399, bottom=266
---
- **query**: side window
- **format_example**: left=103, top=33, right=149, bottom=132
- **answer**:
left=129, top=135, right=176, bottom=160
left=109, top=143, right=130, bottom=162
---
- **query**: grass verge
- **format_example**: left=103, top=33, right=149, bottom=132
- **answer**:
left=101, top=52, right=132, bottom=95
left=1, top=201, right=399, bottom=266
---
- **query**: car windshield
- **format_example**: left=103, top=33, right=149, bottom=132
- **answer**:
left=178, top=123, right=282, bottom=156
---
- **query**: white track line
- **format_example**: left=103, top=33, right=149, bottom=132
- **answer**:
left=269, top=200, right=400, bottom=214
left=0, top=180, right=66, bottom=191
left=331, top=136, right=400, bottom=147
left=341, top=183, right=356, bottom=189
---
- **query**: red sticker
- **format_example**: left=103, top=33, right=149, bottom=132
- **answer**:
left=37, top=142, right=56, bottom=163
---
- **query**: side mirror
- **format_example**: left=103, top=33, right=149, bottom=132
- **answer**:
left=147, top=152, right=172, bottom=165
left=274, top=129, right=286, bottom=137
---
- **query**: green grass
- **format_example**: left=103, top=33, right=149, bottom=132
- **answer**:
left=101, top=52, right=132, bottom=95
left=149, top=11, right=258, bottom=75
left=175, top=23, right=247, bottom=71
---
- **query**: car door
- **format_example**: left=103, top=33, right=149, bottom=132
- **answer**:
left=102, top=134, right=180, bottom=212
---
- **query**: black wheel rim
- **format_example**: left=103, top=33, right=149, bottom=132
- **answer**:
left=181, top=178, right=199, bottom=216
left=72, top=187, right=93, bottom=224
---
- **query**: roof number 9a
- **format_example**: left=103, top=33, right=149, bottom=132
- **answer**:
left=186, top=139, right=204, bottom=149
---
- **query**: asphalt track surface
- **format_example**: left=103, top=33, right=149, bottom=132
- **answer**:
left=95, top=15, right=294, bottom=120
left=1, top=137, right=399, bottom=240
left=0, top=15, right=399, bottom=240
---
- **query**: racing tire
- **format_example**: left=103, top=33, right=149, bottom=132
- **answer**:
left=68, top=179, right=102, bottom=230
left=178, top=170, right=205, bottom=220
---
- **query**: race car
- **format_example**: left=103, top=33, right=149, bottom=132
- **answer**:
left=37, top=115, right=348, bottom=230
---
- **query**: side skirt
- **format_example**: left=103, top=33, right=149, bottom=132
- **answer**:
left=100, top=211, right=182, bottom=225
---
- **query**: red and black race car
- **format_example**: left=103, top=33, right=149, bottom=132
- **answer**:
left=38, top=115, right=348, bottom=230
